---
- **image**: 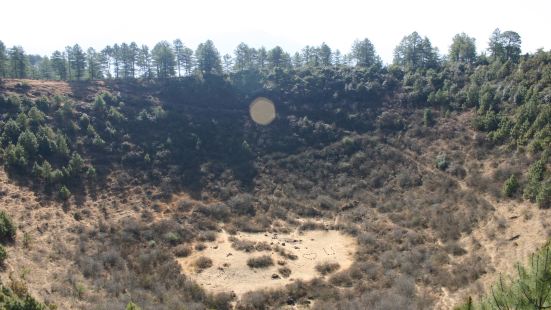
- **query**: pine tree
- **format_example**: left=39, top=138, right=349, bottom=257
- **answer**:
left=319, top=42, right=332, bottom=67
left=65, top=46, right=73, bottom=79
left=129, top=42, right=138, bottom=78
left=182, top=47, right=194, bottom=75
left=50, top=51, right=67, bottom=80
left=234, top=43, right=252, bottom=71
left=87, top=47, right=102, bottom=80
left=333, top=49, right=342, bottom=66
left=70, top=44, right=86, bottom=80
left=137, top=45, right=153, bottom=78
left=256, top=47, right=267, bottom=70
left=173, top=39, right=184, bottom=77
left=8, top=46, right=28, bottom=78
left=38, top=56, right=53, bottom=79
left=152, top=41, right=176, bottom=79
left=351, top=38, right=381, bottom=68
left=195, top=40, right=222, bottom=75
left=449, top=33, right=477, bottom=63
left=222, top=54, right=233, bottom=73
left=267, top=46, right=291, bottom=70
left=0, top=40, right=7, bottom=77
left=100, top=45, right=113, bottom=78
left=112, top=44, right=121, bottom=78
left=394, top=32, right=438, bottom=71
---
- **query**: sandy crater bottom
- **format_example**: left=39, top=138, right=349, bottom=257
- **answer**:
left=179, top=229, right=357, bottom=296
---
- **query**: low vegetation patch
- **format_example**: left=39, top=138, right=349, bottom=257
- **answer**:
left=247, top=255, right=274, bottom=268
left=0, top=212, right=16, bottom=243
left=195, top=256, right=213, bottom=271
left=173, top=245, right=192, bottom=257
left=278, top=266, right=292, bottom=278
left=316, top=261, right=341, bottom=275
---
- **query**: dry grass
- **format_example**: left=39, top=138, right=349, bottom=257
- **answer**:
left=315, top=261, right=341, bottom=275
left=247, top=255, right=273, bottom=268
left=195, top=256, right=213, bottom=270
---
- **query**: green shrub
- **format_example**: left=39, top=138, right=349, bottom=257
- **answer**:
left=0, top=245, right=7, bottom=265
left=502, top=174, right=519, bottom=197
left=0, top=281, right=46, bottom=309
left=54, top=133, right=70, bottom=158
left=1, top=119, right=21, bottom=144
left=435, top=152, right=449, bottom=171
left=64, top=153, right=84, bottom=179
left=5, top=143, right=27, bottom=169
left=524, top=159, right=546, bottom=201
left=32, top=160, right=55, bottom=184
left=126, top=301, right=142, bottom=310
left=423, top=108, right=434, bottom=127
left=27, top=107, right=45, bottom=128
left=35, top=96, right=51, bottom=112
left=59, top=186, right=71, bottom=201
left=536, top=182, right=551, bottom=209
left=457, top=242, right=551, bottom=309
left=86, top=166, right=96, bottom=179
left=0, top=212, right=16, bottom=243
left=94, top=95, right=106, bottom=112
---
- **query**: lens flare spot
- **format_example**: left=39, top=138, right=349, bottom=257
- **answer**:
left=249, top=97, right=276, bottom=125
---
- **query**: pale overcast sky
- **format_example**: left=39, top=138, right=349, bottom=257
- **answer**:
left=1, top=0, right=550, bottom=63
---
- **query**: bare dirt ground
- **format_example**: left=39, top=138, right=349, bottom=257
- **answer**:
left=179, top=229, right=357, bottom=296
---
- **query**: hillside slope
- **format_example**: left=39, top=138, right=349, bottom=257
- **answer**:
left=0, top=54, right=549, bottom=309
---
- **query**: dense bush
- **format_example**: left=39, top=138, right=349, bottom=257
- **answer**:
left=502, top=174, right=519, bottom=197
left=247, top=255, right=274, bottom=268
left=195, top=256, right=213, bottom=270
left=435, top=152, right=449, bottom=171
left=315, top=262, right=341, bottom=275
left=59, top=185, right=71, bottom=201
left=0, top=212, right=16, bottom=243
left=0, top=245, right=7, bottom=266
left=537, top=182, right=551, bottom=209
left=0, top=281, right=46, bottom=309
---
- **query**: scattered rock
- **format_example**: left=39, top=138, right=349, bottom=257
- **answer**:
left=287, top=297, right=295, bottom=305
left=509, top=234, right=521, bottom=241
left=272, top=274, right=280, bottom=279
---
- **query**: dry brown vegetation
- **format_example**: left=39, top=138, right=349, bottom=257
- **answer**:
left=0, top=79, right=548, bottom=309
